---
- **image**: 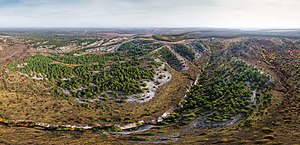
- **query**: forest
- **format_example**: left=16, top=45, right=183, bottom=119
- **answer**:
left=26, top=33, right=91, bottom=49
left=118, top=40, right=162, bottom=56
left=172, top=44, right=196, bottom=61
left=58, top=63, right=155, bottom=100
left=193, top=41, right=207, bottom=52
left=179, top=60, right=273, bottom=124
left=11, top=52, right=158, bottom=101
left=158, top=47, right=184, bottom=71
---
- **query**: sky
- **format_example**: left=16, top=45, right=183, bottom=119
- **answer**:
left=0, top=0, right=299, bottom=28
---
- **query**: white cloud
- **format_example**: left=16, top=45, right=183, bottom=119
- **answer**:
left=0, top=0, right=299, bottom=28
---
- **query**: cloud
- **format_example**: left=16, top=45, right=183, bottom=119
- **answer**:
left=0, top=0, right=299, bottom=28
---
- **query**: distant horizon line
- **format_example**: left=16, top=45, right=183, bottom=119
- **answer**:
left=0, top=27, right=300, bottom=30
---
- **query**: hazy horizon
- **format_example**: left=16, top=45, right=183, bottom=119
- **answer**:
left=0, top=0, right=300, bottom=28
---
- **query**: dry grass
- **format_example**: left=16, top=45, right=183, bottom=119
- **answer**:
left=0, top=39, right=203, bottom=144
left=0, top=36, right=299, bottom=145
left=0, top=64, right=194, bottom=126
left=0, top=125, right=122, bottom=145
left=0, top=39, right=197, bottom=127
left=0, top=43, right=30, bottom=67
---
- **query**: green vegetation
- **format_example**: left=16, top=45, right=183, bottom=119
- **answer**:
left=11, top=52, right=158, bottom=101
left=51, top=54, right=118, bottom=64
left=13, top=54, right=118, bottom=80
left=58, top=63, right=155, bottom=99
left=16, top=54, right=73, bottom=80
left=159, top=47, right=183, bottom=71
left=172, top=44, right=196, bottom=61
left=193, top=41, right=206, bottom=52
left=180, top=60, right=273, bottom=123
left=130, top=136, right=153, bottom=141
left=1, top=32, right=299, bottom=145
left=118, top=40, right=162, bottom=56
left=152, top=33, right=189, bottom=42
left=26, top=34, right=91, bottom=49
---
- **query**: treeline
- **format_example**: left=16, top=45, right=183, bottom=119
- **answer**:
left=152, top=35, right=185, bottom=42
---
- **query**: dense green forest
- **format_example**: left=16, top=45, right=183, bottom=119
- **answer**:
left=193, top=41, right=206, bottom=52
left=11, top=53, right=158, bottom=101
left=172, top=44, right=196, bottom=61
left=178, top=60, right=273, bottom=124
left=13, top=54, right=116, bottom=80
left=58, top=64, right=155, bottom=100
left=51, top=54, right=121, bottom=64
left=158, top=47, right=184, bottom=71
left=16, top=54, right=74, bottom=80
